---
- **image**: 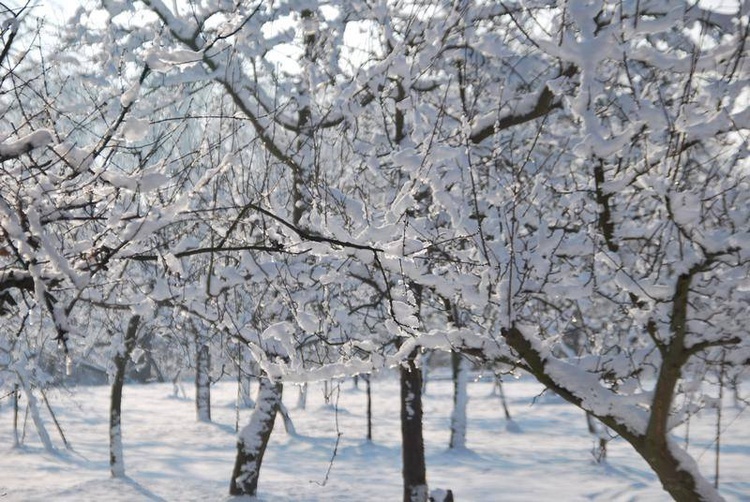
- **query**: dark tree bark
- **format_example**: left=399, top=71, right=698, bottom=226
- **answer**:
left=365, top=374, right=372, bottom=441
left=501, top=319, right=720, bottom=501
left=12, top=384, right=19, bottom=448
left=229, top=376, right=283, bottom=496
left=110, top=315, right=140, bottom=477
left=401, top=349, right=428, bottom=502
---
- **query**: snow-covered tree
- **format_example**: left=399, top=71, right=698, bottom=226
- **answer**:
left=29, top=0, right=750, bottom=500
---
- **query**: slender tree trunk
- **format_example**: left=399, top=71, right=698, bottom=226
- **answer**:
left=365, top=374, right=372, bottom=441
left=586, top=412, right=608, bottom=463
left=401, top=349, right=428, bottom=502
left=495, top=374, right=512, bottom=420
left=110, top=315, right=140, bottom=477
left=235, top=347, right=254, bottom=408
left=715, top=351, right=726, bottom=490
left=17, top=375, right=53, bottom=451
left=296, top=382, right=307, bottom=410
left=449, top=350, right=469, bottom=450
left=242, top=376, right=255, bottom=407
left=172, top=369, right=186, bottom=398
left=235, top=369, right=253, bottom=433
left=195, top=332, right=211, bottom=422
left=41, top=389, right=70, bottom=449
left=278, top=401, right=296, bottom=435
left=420, top=351, right=431, bottom=394
left=229, top=376, right=283, bottom=496
left=12, top=384, right=19, bottom=448
left=496, top=374, right=521, bottom=433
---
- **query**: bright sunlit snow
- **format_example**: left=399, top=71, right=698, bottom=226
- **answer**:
left=0, top=374, right=747, bottom=501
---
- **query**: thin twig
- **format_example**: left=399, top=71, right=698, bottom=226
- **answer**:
left=313, top=383, right=342, bottom=487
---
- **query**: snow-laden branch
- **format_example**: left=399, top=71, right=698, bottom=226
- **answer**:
left=0, top=268, right=34, bottom=293
left=136, top=0, right=305, bottom=175
left=500, top=324, right=649, bottom=439
left=469, top=66, right=577, bottom=144
left=0, top=130, right=53, bottom=162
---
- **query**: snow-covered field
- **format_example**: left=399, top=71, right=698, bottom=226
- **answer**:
left=1, top=374, right=748, bottom=501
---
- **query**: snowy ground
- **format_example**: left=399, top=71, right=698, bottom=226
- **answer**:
left=0, top=373, right=748, bottom=501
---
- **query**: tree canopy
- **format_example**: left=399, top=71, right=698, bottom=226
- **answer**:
left=1, top=1, right=748, bottom=500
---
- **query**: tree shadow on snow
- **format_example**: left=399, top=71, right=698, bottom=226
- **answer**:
left=205, top=419, right=237, bottom=436
left=430, top=446, right=525, bottom=472
left=46, top=476, right=167, bottom=502
left=597, top=461, right=656, bottom=486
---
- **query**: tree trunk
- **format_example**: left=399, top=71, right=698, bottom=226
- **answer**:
left=278, top=401, right=296, bottom=435
left=501, top=325, right=722, bottom=501
left=296, top=382, right=307, bottom=410
left=365, top=374, right=372, bottom=441
left=586, top=412, right=608, bottom=463
left=420, top=351, right=431, bottom=394
left=110, top=315, right=140, bottom=477
left=401, top=349, right=428, bottom=502
left=633, top=436, right=717, bottom=501
left=496, top=374, right=521, bottom=433
left=636, top=272, right=720, bottom=500
left=12, top=384, right=19, bottom=448
left=229, top=376, right=283, bottom=496
left=495, top=374, right=512, bottom=419
left=18, top=377, right=53, bottom=451
left=41, top=389, right=70, bottom=449
left=323, top=380, right=330, bottom=405
left=449, top=350, right=469, bottom=450
left=172, top=369, right=186, bottom=398
left=195, top=333, right=211, bottom=422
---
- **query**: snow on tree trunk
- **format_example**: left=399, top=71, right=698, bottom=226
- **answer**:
left=635, top=273, right=724, bottom=501
left=18, top=377, right=53, bottom=452
left=296, top=382, right=307, bottom=410
left=241, top=376, right=254, bottom=408
left=633, top=436, right=721, bottom=502
left=195, top=334, right=211, bottom=423
left=501, top=325, right=724, bottom=501
left=229, top=376, right=283, bottom=496
left=449, top=350, right=469, bottom=450
left=110, top=315, right=140, bottom=478
left=172, top=369, right=186, bottom=399
left=400, top=350, right=428, bottom=502
left=420, top=351, right=431, bottom=394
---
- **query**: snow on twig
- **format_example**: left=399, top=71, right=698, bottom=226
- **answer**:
left=0, top=130, right=53, bottom=161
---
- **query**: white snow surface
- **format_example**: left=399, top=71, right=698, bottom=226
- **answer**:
left=0, top=375, right=747, bottom=501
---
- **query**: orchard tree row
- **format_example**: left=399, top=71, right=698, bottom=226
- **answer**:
left=0, top=1, right=748, bottom=501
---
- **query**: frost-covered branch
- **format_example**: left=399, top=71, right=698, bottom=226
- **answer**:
left=0, top=130, right=53, bottom=162
left=469, top=66, right=576, bottom=144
